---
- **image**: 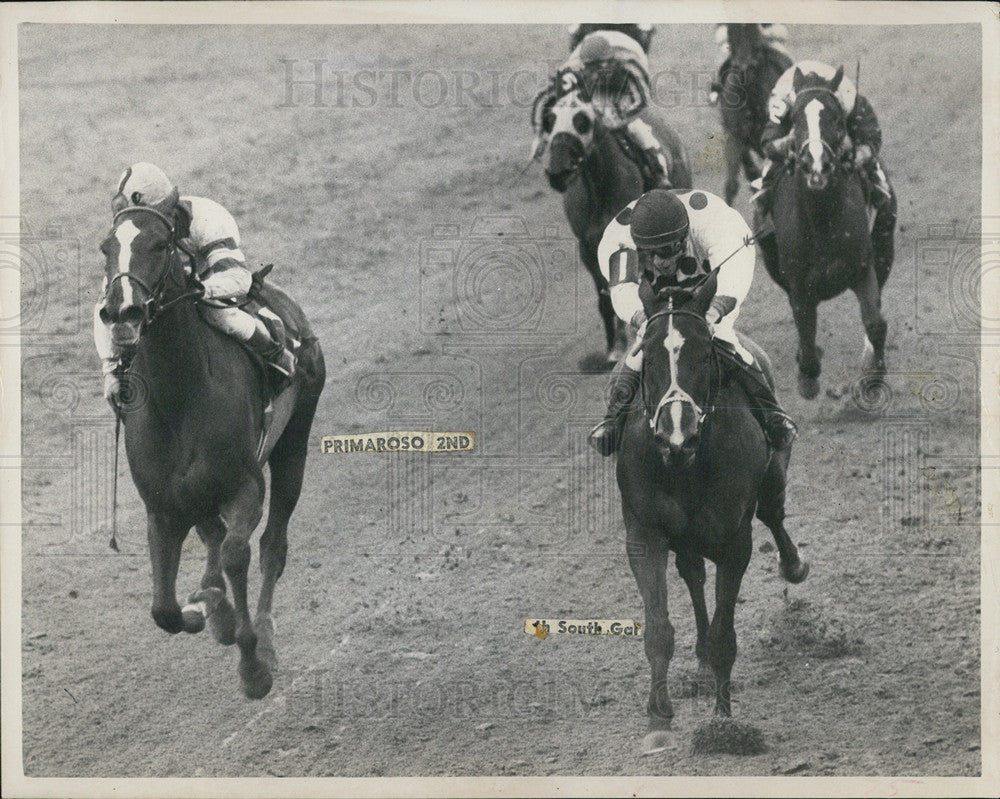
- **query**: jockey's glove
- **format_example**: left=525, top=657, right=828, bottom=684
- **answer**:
left=766, top=133, right=795, bottom=160
left=853, top=144, right=873, bottom=169
left=103, top=372, right=121, bottom=410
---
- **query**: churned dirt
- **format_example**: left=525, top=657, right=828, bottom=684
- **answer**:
left=17, top=23, right=981, bottom=779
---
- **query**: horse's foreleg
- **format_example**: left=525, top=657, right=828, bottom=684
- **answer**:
left=852, top=264, right=888, bottom=379
left=627, top=531, right=675, bottom=754
left=220, top=478, right=269, bottom=699
left=707, top=541, right=750, bottom=717
left=790, top=293, right=822, bottom=399
left=581, top=240, right=619, bottom=357
left=146, top=512, right=196, bottom=634
left=723, top=133, right=743, bottom=206
left=755, top=449, right=809, bottom=584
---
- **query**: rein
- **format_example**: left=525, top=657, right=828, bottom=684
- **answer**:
left=641, top=302, right=720, bottom=434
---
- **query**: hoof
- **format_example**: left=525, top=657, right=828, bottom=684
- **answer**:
left=780, top=557, right=810, bottom=584
left=797, top=374, right=820, bottom=400
left=254, top=614, right=278, bottom=671
left=239, top=658, right=273, bottom=700
left=180, top=608, right=206, bottom=633
left=209, top=599, right=237, bottom=646
left=642, top=729, right=677, bottom=756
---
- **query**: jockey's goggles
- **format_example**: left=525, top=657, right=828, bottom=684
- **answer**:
left=637, top=238, right=687, bottom=260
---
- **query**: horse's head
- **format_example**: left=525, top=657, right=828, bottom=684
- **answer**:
left=97, top=199, right=185, bottom=352
left=726, top=23, right=764, bottom=71
left=640, top=271, right=719, bottom=469
left=789, top=66, right=848, bottom=191
left=541, top=88, right=599, bottom=192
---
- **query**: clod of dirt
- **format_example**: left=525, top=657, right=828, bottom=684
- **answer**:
left=765, top=598, right=865, bottom=659
left=691, top=718, right=766, bottom=755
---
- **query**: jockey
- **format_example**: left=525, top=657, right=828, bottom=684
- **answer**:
left=588, top=188, right=798, bottom=456
left=709, top=23, right=791, bottom=105
left=535, top=28, right=670, bottom=188
left=755, top=61, right=894, bottom=216
left=568, top=23, right=654, bottom=54
left=95, top=162, right=296, bottom=407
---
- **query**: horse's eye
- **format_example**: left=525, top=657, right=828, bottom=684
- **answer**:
left=542, top=111, right=556, bottom=133
left=573, top=112, right=592, bottom=135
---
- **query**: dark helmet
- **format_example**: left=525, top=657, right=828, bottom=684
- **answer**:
left=630, top=189, right=690, bottom=251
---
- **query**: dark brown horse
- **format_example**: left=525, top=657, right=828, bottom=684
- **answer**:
left=719, top=24, right=791, bottom=205
left=617, top=274, right=808, bottom=755
left=538, top=87, right=692, bottom=365
left=98, top=203, right=325, bottom=698
left=756, top=67, right=892, bottom=399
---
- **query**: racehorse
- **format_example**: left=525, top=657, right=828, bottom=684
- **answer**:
left=617, top=272, right=808, bottom=755
left=537, top=87, right=692, bottom=365
left=719, top=23, right=792, bottom=205
left=98, top=203, right=325, bottom=699
left=757, top=66, right=892, bottom=399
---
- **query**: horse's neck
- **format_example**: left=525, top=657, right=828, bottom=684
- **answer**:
left=138, top=302, right=211, bottom=406
left=583, top=127, right=642, bottom=222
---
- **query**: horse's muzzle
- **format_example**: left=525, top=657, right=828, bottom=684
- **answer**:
left=806, top=171, right=829, bottom=191
left=111, top=319, right=142, bottom=348
left=545, top=132, right=584, bottom=193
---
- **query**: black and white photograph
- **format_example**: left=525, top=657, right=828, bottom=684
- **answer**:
left=1, top=2, right=997, bottom=796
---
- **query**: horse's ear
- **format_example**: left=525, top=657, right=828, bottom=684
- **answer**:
left=792, top=66, right=805, bottom=91
left=691, top=268, right=719, bottom=315
left=830, top=65, right=844, bottom=92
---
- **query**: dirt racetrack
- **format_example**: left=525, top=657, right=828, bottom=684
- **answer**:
left=17, top=23, right=982, bottom=778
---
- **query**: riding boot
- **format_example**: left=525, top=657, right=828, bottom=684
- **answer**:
left=725, top=356, right=798, bottom=450
left=627, top=119, right=672, bottom=189
left=588, top=364, right=641, bottom=456
left=642, top=147, right=672, bottom=188
left=247, top=324, right=296, bottom=389
left=708, top=58, right=731, bottom=106
left=867, top=163, right=897, bottom=285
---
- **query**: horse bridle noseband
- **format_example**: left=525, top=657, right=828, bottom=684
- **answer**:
left=104, top=206, right=202, bottom=323
left=641, top=303, right=718, bottom=434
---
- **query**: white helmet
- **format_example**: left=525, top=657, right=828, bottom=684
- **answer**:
left=112, top=162, right=177, bottom=213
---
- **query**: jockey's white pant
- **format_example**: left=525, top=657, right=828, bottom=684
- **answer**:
left=623, top=313, right=753, bottom=372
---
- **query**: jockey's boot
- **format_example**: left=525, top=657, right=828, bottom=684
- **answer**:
left=588, top=363, right=641, bottom=456
left=708, top=59, right=731, bottom=106
left=247, top=324, right=296, bottom=389
left=867, top=161, right=897, bottom=283
left=725, top=355, right=798, bottom=451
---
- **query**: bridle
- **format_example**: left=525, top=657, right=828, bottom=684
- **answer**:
left=791, top=86, right=846, bottom=170
left=641, top=298, right=718, bottom=435
left=103, top=206, right=202, bottom=325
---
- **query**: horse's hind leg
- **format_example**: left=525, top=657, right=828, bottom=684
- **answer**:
left=707, top=537, right=751, bottom=717
left=255, top=401, right=317, bottom=671
left=627, top=528, right=675, bottom=755
left=675, top=550, right=713, bottom=693
left=220, top=478, right=270, bottom=699
left=852, top=263, right=888, bottom=379
left=756, top=449, right=809, bottom=583
left=181, top=517, right=237, bottom=645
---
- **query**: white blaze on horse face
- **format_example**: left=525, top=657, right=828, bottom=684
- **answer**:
left=804, top=98, right=825, bottom=175
left=114, top=219, right=141, bottom=308
left=663, top=316, right=686, bottom=445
